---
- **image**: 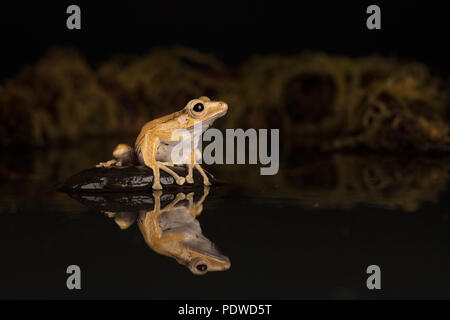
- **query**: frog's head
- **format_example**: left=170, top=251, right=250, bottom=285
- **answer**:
left=181, top=96, right=228, bottom=131
left=185, top=247, right=231, bottom=275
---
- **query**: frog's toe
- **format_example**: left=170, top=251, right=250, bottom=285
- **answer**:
left=152, top=182, right=163, bottom=190
left=186, top=175, right=194, bottom=184
left=186, top=192, right=194, bottom=201
left=204, top=179, right=212, bottom=186
left=176, top=177, right=186, bottom=185
left=175, top=193, right=186, bottom=201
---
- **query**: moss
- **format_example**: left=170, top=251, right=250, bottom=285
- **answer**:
left=97, top=47, right=231, bottom=133
left=220, top=53, right=450, bottom=152
left=0, top=48, right=119, bottom=146
left=1, top=47, right=449, bottom=152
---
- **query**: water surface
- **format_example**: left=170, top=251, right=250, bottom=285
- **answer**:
left=1, top=139, right=450, bottom=299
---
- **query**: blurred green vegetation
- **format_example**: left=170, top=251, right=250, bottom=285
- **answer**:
left=228, top=53, right=450, bottom=151
left=0, top=48, right=119, bottom=146
left=1, top=47, right=449, bottom=151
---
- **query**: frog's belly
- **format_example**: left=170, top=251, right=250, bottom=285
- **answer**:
left=137, top=140, right=186, bottom=165
left=156, top=142, right=177, bottom=162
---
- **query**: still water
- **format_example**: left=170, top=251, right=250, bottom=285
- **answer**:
left=1, top=138, right=450, bottom=299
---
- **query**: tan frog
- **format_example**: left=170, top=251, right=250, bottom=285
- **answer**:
left=98, top=96, right=228, bottom=190
left=138, top=188, right=231, bottom=275
left=104, top=188, right=231, bottom=275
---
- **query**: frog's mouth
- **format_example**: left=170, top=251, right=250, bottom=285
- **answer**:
left=187, top=111, right=227, bottom=131
left=214, top=109, right=228, bottom=119
left=183, top=236, right=231, bottom=266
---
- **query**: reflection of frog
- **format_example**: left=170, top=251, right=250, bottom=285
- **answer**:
left=139, top=188, right=230, bottom=275
left=98, top=96, right=228, bottom=190
left=101, top=187, right=231, bottom=275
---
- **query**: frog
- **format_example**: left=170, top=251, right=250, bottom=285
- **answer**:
left=97, top=96, right=228, bottom=190
left=138, top=188, right=231, bottom=275
left=104, top=187, right=231, bottom=275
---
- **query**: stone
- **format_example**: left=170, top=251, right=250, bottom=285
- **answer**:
left=59, top=165, right=214, bottom=193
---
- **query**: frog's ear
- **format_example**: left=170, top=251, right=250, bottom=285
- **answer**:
left=198, top=96, right=211, bottom=102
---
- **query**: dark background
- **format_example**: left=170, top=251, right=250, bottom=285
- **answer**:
left=1, top=0, right=450, bottom=300
left=0, top=0, right=449, bottom=81
left=3, top=190, right=450, bottom=299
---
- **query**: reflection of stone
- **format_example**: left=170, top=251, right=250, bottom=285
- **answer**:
left=66, top=187, right=231, bottom=275
left=60, top=166, right=214, bottom=192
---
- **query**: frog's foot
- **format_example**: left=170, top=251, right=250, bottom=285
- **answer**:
left=186, top=192, right=194, bottom=205
left=175, top=176, right=186, bottom=185
left=157, top=162, right=185, bottom=185
left=152, top=181, right=163, bottom=190
left=186, top=164, right=194, bottom=184
left=174, top=192, right=187, bottom=203
left=149, top=165, right=163, bottom=190
left=96, top=159, right=118, bottom=168
left=186, top=174, right=194, bottom=184
left=152, top=181, right=162, bottom=190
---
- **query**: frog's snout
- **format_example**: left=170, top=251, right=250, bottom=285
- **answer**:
left=218, top=101, right=228, bottom=114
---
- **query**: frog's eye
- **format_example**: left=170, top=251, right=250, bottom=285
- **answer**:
left=196, top=264, right=207, bottom=272
left=190, top=258, right=209, bottom=275
left=188, top=100, right=206, bottom=118
left=193, top=103, right=204, bottom=113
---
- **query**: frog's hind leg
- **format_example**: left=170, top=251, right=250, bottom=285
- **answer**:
left=157, top=163, right=186, bottom=186
left=186, top=151, right=195, bottom=184
left=96, top=159, right=119, bottom=168
left=142, top=135, right=163, bottom=190
left=186, top=164, right=194, bottom=184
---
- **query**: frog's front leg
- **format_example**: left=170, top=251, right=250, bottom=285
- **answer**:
left=152, top=190, right=186, bottom=217
left=186, top=150, right=196, bottom=184
left=186, top=186, right=210, bottom=217
left=187, top=149, right=211, bottom=186
left=186, top=149, right=204, bottom=184
left=142, top=134, right=185, bottom=189
left=142, top=190, right=186, bottom=238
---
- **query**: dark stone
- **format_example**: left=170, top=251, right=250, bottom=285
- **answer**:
left=59, top=165, right=214, bottom=193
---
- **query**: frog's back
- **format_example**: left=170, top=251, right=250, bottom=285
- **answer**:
left=135, top=110, right=182, bottom=154
left=141, top=111, right=181, bottom=131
